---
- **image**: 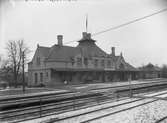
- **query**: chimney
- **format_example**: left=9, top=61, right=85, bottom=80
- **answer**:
left=111, top=47, right=115, bottom=56
left=82, top=32, right=87, bottom=39
left=82, top=32, right=91, bottom=39
left=120, top=52, right=123, bottom=57
left=57, top=35, right=63, bottom=46
left=37, top=44, right=39, bottom=48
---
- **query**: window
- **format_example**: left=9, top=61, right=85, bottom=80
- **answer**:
left=46, top=72, right=48, bottom=77
left=94, top=72, right=100, bottom=80
left=84, top=58, right=88, bottom=66
left=119, top=63, right=125, bottom=70
left=36, top=57, right=40, bottom=65
left=70, top=57, right=75, bottom=66
left=40, top=73, right=43, bottom=82
left=107, top=60, right=111, bottom=67
left=77, top=57, right=82, bottom=66
left=101, top=59, right=105, bottom=67
left=35, top=73, right=38, bottom=84
left=94, top=59, right=98, bottom=67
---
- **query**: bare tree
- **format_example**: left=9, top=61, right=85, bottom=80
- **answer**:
left=6, top=40, right=30, bottom=87
left=0, top=56, right=9, bottom=69
left=0, top=55, right=13, bottom=87
left=0, top=54, right=3, bottom=68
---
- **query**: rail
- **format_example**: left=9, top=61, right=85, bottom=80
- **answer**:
left=1, top=78, right=167, bottom=122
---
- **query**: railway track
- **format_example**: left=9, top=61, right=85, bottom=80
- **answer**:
left=1, top=79, right=167, bottom=122
left=41, top=90, right=167, bottom=123
left=0, top=78, right=167, bottom=105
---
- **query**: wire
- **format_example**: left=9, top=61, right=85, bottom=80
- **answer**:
left=64, top=39, right=80, bottom=44
left=92, top=8, right=167, bottom=36
left=64, top=8, right=167, bottom=44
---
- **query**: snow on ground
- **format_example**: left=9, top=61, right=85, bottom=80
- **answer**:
left=160, top=119, right=167, bottom=123
left=23, top=90, right=167, bottom=123
left=157, top=93, right=167, bottom=98
left=53, top=99, right=167, bottom=123
left=142, top=90, right=167, bottom=97
left=3, top=79, right=167, bottom=122
left=22, top=98, right=137, bottom=123
left=89, top=100, right=167, bottom=123
left=55, top=99, right=157, bottom=123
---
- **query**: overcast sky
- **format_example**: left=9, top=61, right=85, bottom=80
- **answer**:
left=0, top=0, right=167, bottom=67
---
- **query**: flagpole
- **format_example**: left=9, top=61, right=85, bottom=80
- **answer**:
left=86, top=14, right=88, bottom=33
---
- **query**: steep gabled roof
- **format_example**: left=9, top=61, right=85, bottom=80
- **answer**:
left=139, top=63, right=161, bottom=71
left=77, top=35, right=107, bottom=58
left=38, top=46, right=50, bottom=57
left=31, top=32, right=137, bottom=72
left=113, top=55, right=137, bottom=71
left=124, top=62, right=138, bottom=71
left=29, top=46, right=50, bottom=63
left=77, top=43, right=107, bottom=58
left=46, top=45, right=80, bottom=62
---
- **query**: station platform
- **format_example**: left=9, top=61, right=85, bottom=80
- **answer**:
left=0, top=78, right=166, bottom=99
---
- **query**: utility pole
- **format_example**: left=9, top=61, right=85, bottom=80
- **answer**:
left=129, top=74, right=132, bottom=98
left=22, top=51, right=25, bottom=93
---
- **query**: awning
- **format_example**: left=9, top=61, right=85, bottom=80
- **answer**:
left=50, top=68, right=138, bottom=72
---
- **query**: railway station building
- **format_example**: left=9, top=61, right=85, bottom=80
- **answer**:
left=138, top=63, right=162, bottom=79
left=28, top=32, right=138, bottom=86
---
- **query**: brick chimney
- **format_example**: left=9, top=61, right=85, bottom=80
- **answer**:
left=111, top=47, right=115, bottom=56
left=82, top=32, right=91, bottom=40
left=57, top=35, right=63, bottom=46
left=120, top=52, right=123, bottom=57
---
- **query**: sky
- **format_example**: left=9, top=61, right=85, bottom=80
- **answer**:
left=0, top=0, right=167, bottom=67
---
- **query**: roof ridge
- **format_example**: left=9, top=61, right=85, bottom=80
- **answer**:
left=53, top=44, right=77, bottom=48
left=38, top=46, right=50, bottom=49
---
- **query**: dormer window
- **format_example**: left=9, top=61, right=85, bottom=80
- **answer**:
left=107, top=60, right=111, bottom=67
left=77, top=57, right=82, bottom=66
left=101, top=59, right=105, bottom=67
left=94, top=59, right=98, bottom=67
left=119, top=63, right=125, bottom=70
left=70, top=57, right=75, bottom=66
left=84, top=57, right=88, bottom=66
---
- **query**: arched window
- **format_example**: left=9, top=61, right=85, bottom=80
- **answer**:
left=94, top=59, right=98, bottom=67
left=34, top=73, right=38, bottom=84
left=84, top=57, right=88, bottom=66
left=70, top=57, right=75, bottom=66
left=119, top=63, right=125, bottom=70
left=77, top=57, right=82, bottom=66
left=40, top=73, right=43, bottom=82
left=36, top=57, right=41, bottom=65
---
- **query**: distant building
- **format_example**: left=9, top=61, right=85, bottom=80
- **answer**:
left=28, top=32, right=138, bottom=86
left=138, top=63, right=161, bottom=79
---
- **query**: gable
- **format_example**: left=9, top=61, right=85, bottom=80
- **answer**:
left=31, top=46, right=50, bottom=64
left=46, top=45, right=81, bottom=62
left=114, top=56, right=136, bottom=71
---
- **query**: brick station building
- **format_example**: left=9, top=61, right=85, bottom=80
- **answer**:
left=28, top=32, right=138, bottom=86
left=138, top=63, right=161, bottom=79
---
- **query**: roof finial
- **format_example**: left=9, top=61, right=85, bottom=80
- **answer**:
left=86, top=14, right=88, bottom=33
left=120, top=52, right=123, bottom=57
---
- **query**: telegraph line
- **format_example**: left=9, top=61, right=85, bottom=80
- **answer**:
left=92, top=8, right=167, bottom=36
left=64, top=8, right=167, bottom=44
left=64, top=39, right=79, bottom=44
